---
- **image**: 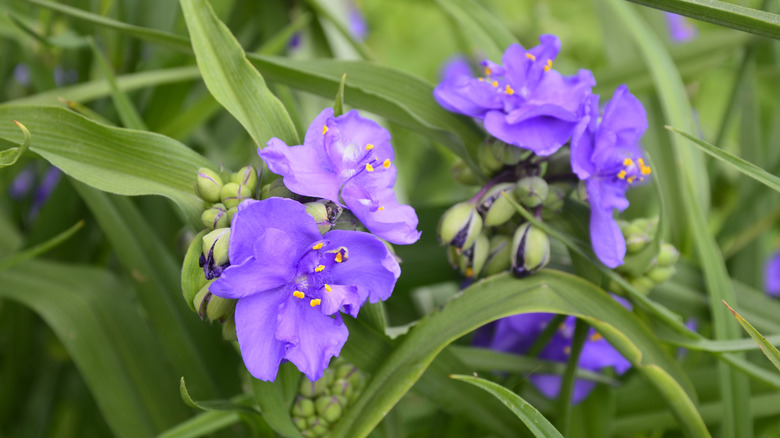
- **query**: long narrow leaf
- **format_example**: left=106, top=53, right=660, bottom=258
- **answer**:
left=724, top=301, right=780, bottom=372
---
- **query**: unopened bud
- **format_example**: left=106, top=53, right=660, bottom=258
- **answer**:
left=193, top=286, right=235, bottom=321
left=488, top=138, right=528, bottom=165
left=195, top=168, right=223, bottom=203
left=452, top=159, right=479, bottom=186
left=315, top=396, right=344, bottom=423
left=201, top=203, right=228, bottom=230
left=629, top=276, right=655, bottom=294
left=656, top=243, right=679, bottom=267
left=300, top=375, right=329, bottom=398
left=200, top=228, right=230, bottom=279
left=226, top=207, right=238, bottom=225
left=460, top=233, right=490, bottom=278
left=516, top=177, right=549, bottom=208
left=222, top=316, right=237, bottom=341
left=478, top=139, right=504, bottom=174
left=260, top=179, right=295, bottom=200
left=331, top=378, right=353, bottom=400
left=231, top=165, right=259, bottom=194
left=647, top=265, right=676, bottom=284
left=305, top=200, right=343, bottom=234
left=511, top=223, right=550, bottom=278
left=307, top=417, right=329, bottom=437
left=292, top=396, right=315, bottom=417
left=483, top=235, right=511, bottom=276
left=220, top=182, right=252, bottom=209
left=478, top=183, right=517, bottom=226
left=438, top=202, right=483, bottom=250
left=292, top=417, right=308, bottom=430
left=541, top=183, right=567, bottom=219
left=332, top=210, right=360, bottom=231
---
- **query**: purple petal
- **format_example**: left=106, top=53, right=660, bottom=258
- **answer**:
left=599, top=85, right=647, bottom=149
left=587, top=181, right=626, bottom=268
left=347, top=1, right=368, bottom=41
left=440, top=56, right=473, bottom=82
left=665, top=13, right=697, bottom=44
left=259, top=138, right=342, bottom=203
left=323, top=110, right=393, bottom=177
left=275, top=300, right=349, bottom=381
left=342, top=184, right=421, bottom=245
left=9, top=165, right=36, bottom=200
left=319, top=284, right=362, bottom=317
left=234, top=290, right=288, bottom=381
left=433, top=76, right=503, bottom=118
left=323, top=229, right=401, bottom=303
left=530, top=374, right=596, bottom=404
left=484, top=109, right=577, bottom=156
left=765, top=252, right=780, bottom=297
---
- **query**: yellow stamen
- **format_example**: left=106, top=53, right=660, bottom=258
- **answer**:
left=504, top=85, right=515, bottom=95
left=544, top=59, right=553, bottom=72
left=484, top=67, right=492, bottom=75
left=335, top=252, right=344, bottom=263
left=627, top=176, right=636, bottom=184
left=637, top=158, right=645, bottom=167
left=590, top=332, right=603, bottom=342
left=322, top=125, right=328, bottom=134
left=293, top=291, right=305, bottom=299
left=526, top=53, right=536, bottom=61
left=378, top=206, right=385, bottom=211
left=310, top=299, right=322, bottom=307
left=465, top=267, right=474, bottom=277
left=478, top=77, right=484, bottom=82
left=312, top=243, right=323, bottom=250
left=383, top=159, right=391, bottom=169
left=623, top=158, right=634, bottom=166
left=492, top=81, right=498, bottom=87
left=365, top=163, right=374, bottom=172
left=641, top=166, right=652, bottom=175
left=366, top=144, right=374, bottom=151
left=315, top=265, right=325, bottom=272
left=617, top=170, right=627, bottom=180
left=324, top=284, right=332, bottom=292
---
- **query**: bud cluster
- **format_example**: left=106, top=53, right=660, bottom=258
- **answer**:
left=438, top=142, right=575, bottom=280
left=291, top=359, right=366, bottom=438
left=611, top=218, right=680, bottom=294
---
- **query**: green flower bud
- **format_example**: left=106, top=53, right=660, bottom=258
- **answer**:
left=222, top=316, right=237, bottom=341
left=195, top=168, right=223, bottom=203
left=452, top=159, right=480, bottom=186
left=541, top=183, right=568, bottom=219
left=459, top=233, right=490, bottom=278
left=292, top=417, right=308, bottom=430
left=202, top=228, right=230, bottom=266
left=331, top=210, right=360, bottom=231
left=478, top=140, right=504, bottom=174
left=483, top=235, right=512, bottom=276
left=515, top=177, right=549, bottom=208
left=628, top=276, right=655, bottom=294
left=201, top=203, right=228, bottom=230
left=307, top=417, right=329, bottom=437
left=230, top=165, right=259, bottom=194
left=260, top=178, right=295, bottom=200
left=292, top=396, right=315, bottom=417
left=220, top=182, right=252, bottom=209
left=656, top=243, right=680, bottom=267
left=330, top=378, right=353, bottom=400
left=488, top=139, right=528, bottom=166
left=226, top=207, right=238, bottom=225
left=192, top=285, right=209, bottom=318
left=438, top=202, right=483, bottom=250
left=576, top=181, right=588, bottom=203
left=315, top=396, right=344, bottom=423
left=647, top=265, right=676, bottom=284
left=300, top=375, right=329, bottom=398
left=305, top=200, right=343, bottom=234
left=511, top=223, right=550, bottom=278
left=478, top=183, right=517, bottom=226
left=192, top=283, right=236, bottom=322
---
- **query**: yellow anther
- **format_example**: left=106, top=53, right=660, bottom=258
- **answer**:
left=315, top=265, right=325, bottom=272
left=383, top=159, right=391, bottom=169
left=544, top=59, right=553, bottom=72
left=310, top=299, right=322, bottom=307
left=366, top=144, right=374, bottom=151
left=641, top=166, right=652, bottom=175
left=491, top=81, right=498, bottom=87
left=293, top=291, right=305, bottom=299
left=378, top=206, right=385, bottom=211
left=312, top=243, right=323, bottom=250
left=637, top=158, right=645, bottom=167
left=504, top=85, right=515, bottom=95
left=465, top=267, right=474, bottom=277
left=365, top=163, right=374, bottom=172
left=484, top=67, right=492, bottom=76
left=526, top=53, right=536, bottom=61
left=335, top=252, right=344, bottom=263
left=623, top=158, right=634, bottom=166
left=617, top=170, right=627, bottom=180
left=478, top=77, right=484, bottom=82
left=322, top=125, right=328, bottom=135
left=590, top=332, right=603, bottom=342
left=324, top=284, right=332, bottom=292
left=627, top=176, right=636, bottom=184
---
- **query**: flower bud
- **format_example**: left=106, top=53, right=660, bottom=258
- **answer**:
left=452, top=159, right=480, bottom=186
left=292, top=417, right=308, bottom=431
left=292, top=396, right=315, bottom=417
left=622, top=223, right=649, bottom=254
left=230, top=165, right=259, bottom=194
left=222, top=316, right=237, bottom=341
left=195, top=168, right=223, bottom=203
left=260, top=179, right=295, bottom=200
left=305, top=200, right=343, bottom=234
left=307, top=417, right=329, bottom=437
left=220, top=182, right=252, bottom=209
left=478, top=183, right=517, bottom=226
left=226, top=207, right=238, bottom=225
left=460, top=233, right=490, bottom=278
left=332, top=210, right=360, bottom=231
left=647, top=265, right=676, bottom=284
left=315, top=396, right=344, bottom=423
left=200, top=228, right=230, bottom=279
left=201, top=203, right=228, bottom=230
left=629, top=276, right=655, bottom=294
left=204, top=294, right=236, bottom=322
left=300, top=375, right=329, bottom=398
left=541, top=183, right=568, bottom=219
left=438, top=202, right=483, bottom=250
left=483, top=235, right=511, bottom=276
left=511, top=223, right=550, bottom=278
left=330, top=378, right=353, bottom=400
left=656, top=243, right=680, bottom=267
left=488, top=138, right=528, bottom=166
left=478, top=139, right=504, bottom=174
left=516, top=177, right=549, bottom=208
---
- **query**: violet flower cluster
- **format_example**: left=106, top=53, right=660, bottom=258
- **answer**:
left=434, top=35, right=652, bottom=268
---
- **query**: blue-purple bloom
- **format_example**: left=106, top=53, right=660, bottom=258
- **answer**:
left=13, top=63, right=31, bottom=87
left=9, top=165, right=36, bottom=200
left=665, top=13, right=697, bottom=44
left=764, top=251, right=780, bottom=298
left=9, top=165, right=62, bottom=222
left=434, top=35, right=595, bottom=156
left=570, top=85, right=651, bottom=268
left=347, top=0, right=368, bottom=41
left=475, top=296, right=632, bottom=403
left=260, top=108, right=421, bottom=245
left=210, top=197, right=400, bottom=381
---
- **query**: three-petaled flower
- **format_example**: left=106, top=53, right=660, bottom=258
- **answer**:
left=434, top=35, right=595, bottom=156
left=260, top=108, right=421, bottom=245
left=570, top=84, right=651, bottom=268
left=210, top=197, right=400, bottom=381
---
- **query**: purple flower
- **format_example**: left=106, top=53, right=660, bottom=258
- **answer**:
left=29, top=166, right=62, bottom=221
left=665, top=13, right=697, bottom=44
left=433, top=35, right=595, bottom=156
left=210, top=197, right=400, bottom=381
left=13, top=63, right=31, bottom=87
left=260, top=108, right=421, bottom=245
left=475, top=296, right=632, bottom=403
left=9, top=165, right=36, bottom=200
left=347, top=0, right=368, bottom=42
left=765, top=252, right=780, bottom=298
left=570, top=85, right=651, bottom=268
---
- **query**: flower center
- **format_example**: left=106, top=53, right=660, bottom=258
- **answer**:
left=615, top=157, right=652, bottom=184
left=289, top=242, right=350, bottom=307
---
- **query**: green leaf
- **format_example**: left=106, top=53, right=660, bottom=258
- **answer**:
left=0, top=120, right=30, bottom=167
left=181, top=230, right=210, bottom=311
left=0, top=220, right=84, bottom=272
left=723, top=301, right=780, bottom=373
left=179, top=378, right=258, bottom=414
left=627, top=0, right=780, bottom=41
left=450, top=375, right=563, bottom=438
left=332, top=271, right=707, bottom=438
left=667, top=126, right=780, bottom=193
left=333, top=73, right=347, bottom=117
left=158, top=410, right=241, bottom=438
left=180, top=0, right=299, bottom=147
left=251, top=363, right=304, bottom=438
left=0, top=105, right=211, bottom=226
left=435, top=0, right=518, bottom=62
